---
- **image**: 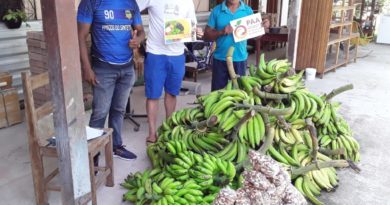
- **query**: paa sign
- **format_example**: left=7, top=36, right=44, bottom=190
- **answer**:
left=230, top=13, right=265, bottom=43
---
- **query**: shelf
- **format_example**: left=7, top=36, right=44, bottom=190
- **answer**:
left=328, top=33, right=360, bottom=45
left=324, top=52, right=348, bottom=73
left=330, top=21, right=353, bottom=28
left=324, top=40, right=358, bottom=74
left=333, top=6, right=355, bottom=11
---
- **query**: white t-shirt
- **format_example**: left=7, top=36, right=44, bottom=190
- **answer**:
left=136, top=0, right=197, bottom=56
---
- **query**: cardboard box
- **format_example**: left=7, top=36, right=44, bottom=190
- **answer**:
left=0, top=72, right=12, bottom=90
left=0, top=88, right=22, bottom=128
left=0, top=94, right=7, bottom=128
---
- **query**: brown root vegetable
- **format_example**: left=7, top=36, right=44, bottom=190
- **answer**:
left=213, top=151, right=307, bottom=205
left=213, top=187, right=237, bottom=205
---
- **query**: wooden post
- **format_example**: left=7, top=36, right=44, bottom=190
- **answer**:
left=286, top=0, right=303, bottom=67
left=40, top=0, right=91, bottom=204
left=359, top=0, right=365, bottom=23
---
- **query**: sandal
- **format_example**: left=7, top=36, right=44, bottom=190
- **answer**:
left=146, top=136, right=157, bottom=144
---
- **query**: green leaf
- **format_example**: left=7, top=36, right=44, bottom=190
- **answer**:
left=2, top=9, right=27, bottom=22
left=236, top=20, right=242, bottom=26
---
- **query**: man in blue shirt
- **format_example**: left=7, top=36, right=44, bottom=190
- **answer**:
left=204, top=0, right=268, bottom=91
left=77, top=0, right=145, bottom=160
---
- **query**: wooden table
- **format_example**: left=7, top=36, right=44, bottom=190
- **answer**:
left=255, top=33, right=288, bottom=66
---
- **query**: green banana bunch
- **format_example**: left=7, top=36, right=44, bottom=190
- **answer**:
left=238, top=112, right=265, bottom=149
left=319, top=133, right=360, bottom=162
left=189, top=153, right=236, bottom=190
left=285, top=89, right=321, bottom=122
left=122, top=168, right=164, bottom=204
left=274, top=70, right=305, bottom=94
left=218, top=109, right=246, bottom=132
left=294, top=166, right=339, bottom=205
left=237, top=76, right=263, bottom=94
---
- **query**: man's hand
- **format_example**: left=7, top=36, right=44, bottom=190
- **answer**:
left=221, top=25, right=233, bottom=35
left=196, top=27, right=204, bottom=39
left=129, top=30, right=141, bottom=49
left=83, top=67, right=98, bottom=86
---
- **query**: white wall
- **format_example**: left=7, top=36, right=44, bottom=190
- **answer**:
left=280, top=0, right=289, bottom=26
left=193, top=0, right=210, bottom=12
left=30, top=0, right=208, bottom=20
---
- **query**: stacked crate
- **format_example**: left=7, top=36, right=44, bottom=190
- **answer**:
left=0, top=72, right=22, bottom=128
left=26, top=31, right=50, bottom=107
left=26, top=31, right=93, bottom=108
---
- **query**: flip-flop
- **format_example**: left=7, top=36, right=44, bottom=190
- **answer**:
left=146, top=137, right=157, bottom=145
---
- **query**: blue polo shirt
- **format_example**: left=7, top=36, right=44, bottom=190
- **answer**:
left=77, top=0, right=142, bottom=64
left=208, top=1, right=253, bottom=62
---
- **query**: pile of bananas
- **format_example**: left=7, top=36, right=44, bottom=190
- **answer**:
left=123, top=146, right=237, bottom=205
left=122, top=54, right=360, bottom=205
left=122, top=171, right=209, bottom=205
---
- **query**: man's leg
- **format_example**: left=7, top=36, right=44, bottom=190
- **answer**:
left=109, top=63, right=134, bottom=148
left=234, top=60, right=247, bottom=77
left=164, top=54, right=185, bottom=118
left=89, top=59, right=116, bottom=165
left=146, top=99, right=159, bottom=142
left=164, top=93, right=176, bottom=118
left=89, top=59, right=116, bottom=130
left=211, top=58, right=230, bottom=91
left=109, top=62, right=136, bottom=160
left=144, top=53, right=167, bottom=143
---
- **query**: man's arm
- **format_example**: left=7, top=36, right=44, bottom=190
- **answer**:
left=204, top=26, right=222, bottom=41
left=204, top=25, right=232, bottom=41
left=129, top=3, right=146, bottom=49
left=203, top=7, right=233, bottom=41
left=78, top=22, right=97, bottom=86
left=129, top=25, right=146, bottom=48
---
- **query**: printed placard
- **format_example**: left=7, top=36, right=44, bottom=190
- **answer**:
left=164, top=18, right=197, bottom=44
left=230, top=13, right=265, bottom=43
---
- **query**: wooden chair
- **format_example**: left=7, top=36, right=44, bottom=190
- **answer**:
left=21, top=71, right=114, bottom=205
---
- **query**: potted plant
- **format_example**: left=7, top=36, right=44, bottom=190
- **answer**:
left=2, top=9, right=27, bottom=29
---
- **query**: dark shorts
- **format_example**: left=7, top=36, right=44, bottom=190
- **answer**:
left=211, top=58, right=247, bottom=91
left=144, top=52, right=185, bottom=99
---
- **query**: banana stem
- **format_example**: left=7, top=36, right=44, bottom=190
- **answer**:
left=305, top=118, right=318, bottom=162
left=276, top=116, right=291, bottom=130
left=319, top=148, right=345, bottom=156
left=230, top=110, right=256, bottom=141
left=325, top=84, right=354, bottom=101
left=226, top=47, right=239, bottom=89
left=193, top=115, right=218, bottom=131
left=291, top=160, right=350, bottom=179
left=263, top=84, right=274, bottom=93
left=234, top=103, right=293, bottom=116
left=253, top=86, right=290, bottom=100
left=280, top=68, right=296, bottom=78
left=258, top=113, right=273, bottom=154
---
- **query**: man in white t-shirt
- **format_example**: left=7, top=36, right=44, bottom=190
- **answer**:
left=136, top=0, right=197, bottom=143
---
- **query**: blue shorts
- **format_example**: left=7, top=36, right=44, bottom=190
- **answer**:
left=144, top=52, right=185, bottom=99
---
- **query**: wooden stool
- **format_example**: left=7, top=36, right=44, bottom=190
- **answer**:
left=22, top=71, right=114, bottom=205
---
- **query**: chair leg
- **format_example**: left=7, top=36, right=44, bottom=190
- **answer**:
left=105, top=135, right=114, bottom=187
left=30, top=150, right=48, bottom=205
left=194, top=71, right=198, bottom=82
left=89, top=153, right=97, bottom=205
